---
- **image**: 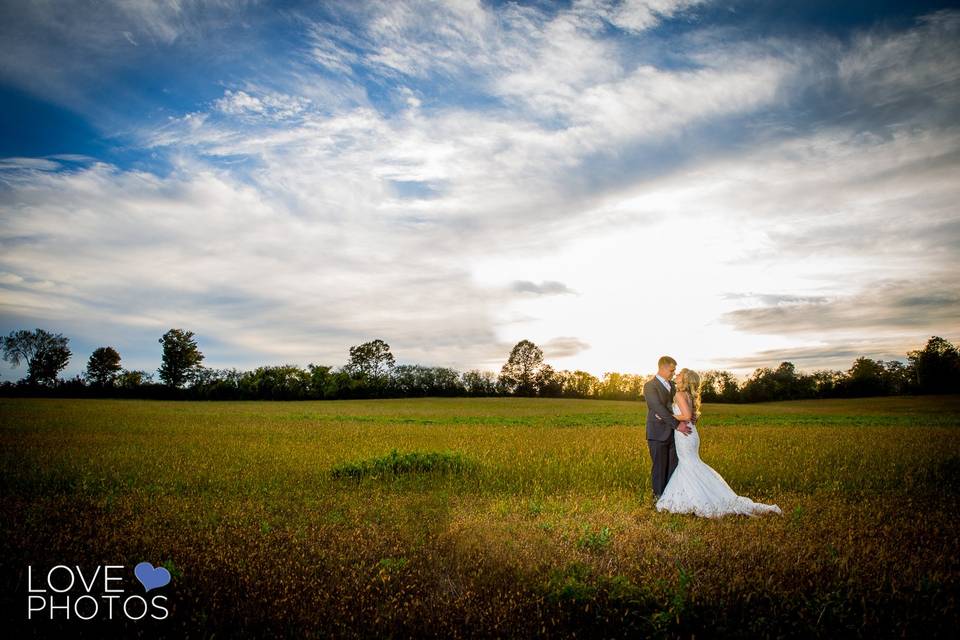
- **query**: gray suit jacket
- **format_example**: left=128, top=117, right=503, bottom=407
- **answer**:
left=644, top=376, right=679, bottom=441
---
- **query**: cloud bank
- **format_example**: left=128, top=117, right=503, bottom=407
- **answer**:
left=1, top=1, right=958, bottom=380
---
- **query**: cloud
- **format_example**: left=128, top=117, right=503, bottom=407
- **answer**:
left=721, top=279, right=960, bottom=335
left=542, top=336, right=592, bottom=359
left=135, top=14, right=797, bottom=264
left=47, top=153, right=97, bottom=162
left=0, top=159, right=524, bottom=374
left=213, top=89, right=312, bottom=121
left=717, top=338, right=923, bottom=373
left=511, top=281, right=578, bottom=296
left=312, top=0, right=711, bottom=92
left=837, top=9, right=960, bottom=127
left=0, top=157, right=63, bottom=172
left=588, top=109, right=960, bottom=277
left=721, top=293, right=829, bottom=306
left=552, top=0, right=710, bottom=35
left=0, top=0, right=257, bottom=123
left=307, top=20, right=362, bottom=76
left=1, top=2, right=958, bottom=380
left=0, top=154, right=100, bottom=177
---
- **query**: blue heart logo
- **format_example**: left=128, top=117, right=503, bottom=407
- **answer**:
left=134, top=562, right=171, bottom=592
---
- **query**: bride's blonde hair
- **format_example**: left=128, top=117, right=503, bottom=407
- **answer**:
left=677, top=368, right=702, bottom=420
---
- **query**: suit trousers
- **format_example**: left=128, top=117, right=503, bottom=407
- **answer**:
left=648, top=436, right=678, bottom=498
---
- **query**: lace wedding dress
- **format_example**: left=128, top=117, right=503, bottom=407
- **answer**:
left=655, top=402, right=782, bottom=518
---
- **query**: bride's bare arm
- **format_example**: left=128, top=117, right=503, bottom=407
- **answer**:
left=673, top=392, right=694, bottom=421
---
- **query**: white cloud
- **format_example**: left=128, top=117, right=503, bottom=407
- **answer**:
left=0, top=159, right=520, bottom=372
left=0, top=0, right=255, bottom=115
left=512, top=281, right=578, bottom=296
left=0, top=157, right=63, bottom=172
left=574, top=0, right=704, bottom=32
left=1, top=3, right=958, bottom=380
left=213, top=88, right=311, bottom=120
left=542, top=336, right=592, bottom=359
left=838, top=9, right=960, bottom=115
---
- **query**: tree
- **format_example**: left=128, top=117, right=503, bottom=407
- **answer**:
left=881, top=360, right=913, bottom=395
left=846, top=357, right=888, bottom=397
left=498, top=339, right=545, bottom=396
left=771, top=362, right=801, bottom=399
left=701, top=370, right=741, bottom=403
left=623, top=374, right=645, bottom=400
left=462, top=370, right=498, bottom=396
left=536, top=364, right=563, bottom=397
left=563, top=370, right=599, bottom=398
left=190, top=367, right=244, bottom=400
left=157, top=329, right=205, bottom=388
left=86, top=346, right=122, bottom=386
left=742, top=361, right=818, bottom=401
left=239, top=365, right=312, bottom=400
left=307, top=364, right=335, bottom=397
left=598, top=372, right=628, bottom=400
left=907, top=336, right=960, bottom=394
left=323, top=369, right=368, bottom=399
left=389, top=364, right=433, bottom=396
left=1, top=328, right=72, bottom=386
left=117, top=369, right=154, bottom=388
left=345, top=339, right=396, bottom=379
left=810, top=369, right=844, bottom=398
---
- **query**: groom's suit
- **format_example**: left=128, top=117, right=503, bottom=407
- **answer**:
left=643, top=375, right=680, bottom=498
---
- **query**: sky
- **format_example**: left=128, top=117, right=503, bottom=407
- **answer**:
left=1, top=0, right=958, bottom=383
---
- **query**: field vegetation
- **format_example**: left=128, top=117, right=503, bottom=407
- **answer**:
left=2, top=395, right=958, bottom=638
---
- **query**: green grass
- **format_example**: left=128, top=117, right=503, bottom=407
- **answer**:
left=1, top=395, right=958, bottom=638
left=329, top=448, right=481, bottom=483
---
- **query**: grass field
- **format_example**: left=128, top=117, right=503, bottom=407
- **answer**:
left=2, top=395, right=958, bottom=638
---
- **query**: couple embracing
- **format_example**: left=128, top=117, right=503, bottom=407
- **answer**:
left=643, top=355, right=782, bottom=518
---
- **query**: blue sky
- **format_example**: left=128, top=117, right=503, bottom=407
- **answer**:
left=1, top=0, right=958, bottom=382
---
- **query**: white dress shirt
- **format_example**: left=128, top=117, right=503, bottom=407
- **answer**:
left=655, top=374, right=672, bottom=392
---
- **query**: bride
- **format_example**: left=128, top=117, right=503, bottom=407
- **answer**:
left=656, top=368, right=782, bottom=518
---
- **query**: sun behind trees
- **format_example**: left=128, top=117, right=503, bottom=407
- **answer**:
left=1, top=330, right=958, bottom=401
left=697, top=338, right=960, bottom=402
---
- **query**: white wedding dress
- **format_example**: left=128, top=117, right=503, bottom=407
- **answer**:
left=655, top=402, right=782, bottom=518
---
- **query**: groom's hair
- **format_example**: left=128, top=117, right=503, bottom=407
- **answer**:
left=658, top=356, right=677, bottom=367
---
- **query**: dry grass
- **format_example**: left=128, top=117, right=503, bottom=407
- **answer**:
left=1, top=395, right=958, bottom=638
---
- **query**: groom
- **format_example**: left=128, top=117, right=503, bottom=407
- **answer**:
left=643, top=355, right=692, bottom=500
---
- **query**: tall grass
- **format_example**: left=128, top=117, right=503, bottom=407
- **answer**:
left=1, top=395, right=957, bottom=638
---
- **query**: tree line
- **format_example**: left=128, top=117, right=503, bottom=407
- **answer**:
left=1, top=328, right=958, bottom=401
